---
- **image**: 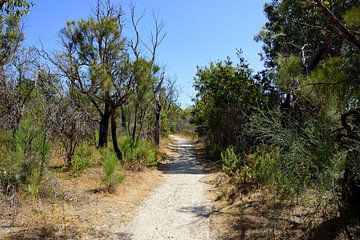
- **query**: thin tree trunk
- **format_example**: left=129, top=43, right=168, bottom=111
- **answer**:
left=120, top=105, right=127, bottom=132
left=136, top=107, right=148, bottom=142
left=98, top=103, right=111, bottom=148
left=153, top=73, right=164, bottom=147
left=132, top=104, right=138, bottom=142
left=111, top=108, right=122, bottom=161
left=154, top=102, right=161, bottom=147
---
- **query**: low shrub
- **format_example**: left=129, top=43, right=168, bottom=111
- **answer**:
left=221, top=146, right=245, bottom=176
left=119, top=136, right=157, bottom=170
left=71, top=155, right=90, bottom=174
left=71, top=143, right=92, bottom=173
left=221, top=145, right=280, bottom=185
left=250, top=144, right=280, bottom=185
left=101, top=148, right=124, bottom=193
left=0, top=116, right=51, bottom=195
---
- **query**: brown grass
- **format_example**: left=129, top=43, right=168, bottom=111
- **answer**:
left=204, top=169, right=353, bottom=240
left=0, top=163, right=164, bottom=239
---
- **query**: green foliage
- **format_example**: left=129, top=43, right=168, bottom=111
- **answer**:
left=71, top=143, right=92, bottom=173
left=0, top=115, right=50, bottom=195
left=0, top=0, right=32, bottom=66
left=119, top=136, right=157, bottom=169
left=249, top=109, right=341, bottom=197
left=344, top=5, right=360, bottom=28
left=221, top=146, right=245, bottom=176
left=255, top=0, right=355, bottom=68
left=276, top=55, right=303, bottom=90
left=101, top=148, right=124, bottom=193
left=0, top=0, right=32, bottom=15
left=250, top=145, right=280, bottom=185
left=193, top=55, right=268, bottom=149
left=71, top=155, right=90, bottom=174
left=221, top=145, right=280, bottom=185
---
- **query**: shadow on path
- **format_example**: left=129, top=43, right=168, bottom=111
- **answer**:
left=158, top=138, right=209, bottom=175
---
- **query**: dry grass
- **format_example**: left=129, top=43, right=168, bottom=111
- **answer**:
left=0, top=165, right=164, bottom=239
left=204, top=169, right=354, bottom=240
left=0, top=137, right=179, bottom=239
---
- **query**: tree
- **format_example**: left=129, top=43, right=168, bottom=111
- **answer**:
left=256, top=0, right=360, bottom=227
left=193, top=54, right=267, bottom=150
left=47, top=0, right=131, bottom=160
left=129, top=5, right=166, bottom=147
left=0, top=0, right=31, bottom=70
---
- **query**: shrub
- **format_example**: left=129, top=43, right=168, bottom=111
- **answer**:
left=206, top=142, right=223, bottom=160
left=250, top=144, right=280, bottom=185
left=119, top=136, right=157, bottom=170
left=221, top=145, right=280, bottom=185
left=71, top=143, right=91, bottom=173
left=221, top=146, right=245, bottom=176
left=101, top=149, right=124, bottom=193
left=71, top=155, right=90, bottom=174
left=0, top=116, right=51, bottom=195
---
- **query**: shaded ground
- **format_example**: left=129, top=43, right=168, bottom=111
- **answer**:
left=118, top=135, right=212, bottom=240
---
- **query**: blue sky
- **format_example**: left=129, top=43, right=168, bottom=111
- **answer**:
left=23, top=0, right=268, bottom=107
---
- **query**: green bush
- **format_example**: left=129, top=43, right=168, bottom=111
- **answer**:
left=221, top=145, right=280, bottom=185
left=251, top=145, right=280, bottom=185
left=0, top=116, right=51, bottom=195
left=101, top=149, right=124, bottom=193
left=71, top=143, right=92, bottom=173
left=71, top=155, right=90, bottom=173
left=119, top=136, right=157, bottom=170
left=221, top=146, right=245, bottom=176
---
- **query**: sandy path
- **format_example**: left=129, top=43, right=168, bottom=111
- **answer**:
left=118, top=135, right=211, bottom=240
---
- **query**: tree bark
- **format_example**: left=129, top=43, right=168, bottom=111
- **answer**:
left=120, top=105, right=127, bottom=132
left=132, top=104, right=138, bottom=142
left=153, top=72, right=164, bottom=147
left=339, top=109, right=360, bottom=223
left=154, top=102, right=161, bottom=147
left=111, top=108, right=122, bottom=161
left=341, top=152, right=360, bottom=223
left=98, top=102, right=111, bottom=148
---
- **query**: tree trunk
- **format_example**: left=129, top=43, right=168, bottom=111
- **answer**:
left=111, top=108, right=122, bottom=161
left=98, top=103, right=111, bottom=148
left=120, top=105, right=127, bottom=132
left=132, top=105, right=138, bottom=142
left=341, top=151, right=360, bottom=223
left=339, top=109, right=360, bottom=223
left=153, top=72, right=164, bottom=147
left=154, top=102, right=161, bottom=147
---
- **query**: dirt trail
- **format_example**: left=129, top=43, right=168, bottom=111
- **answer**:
left=118, top=135, right=212, bottom=240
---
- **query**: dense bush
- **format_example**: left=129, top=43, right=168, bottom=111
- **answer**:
left=71, top=155, right=90, bottom=174
left=0, top=116, right=51, bottom=195
left=193, top=55, right=268, bottom=150
left=221, top=145, right=280, bottom=186
left=221, top=146, right=245, bottom=176
left=119, top=136, right=157, bottom=170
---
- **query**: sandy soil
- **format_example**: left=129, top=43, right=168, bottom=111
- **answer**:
left=118, top=135, right=212, bottom=240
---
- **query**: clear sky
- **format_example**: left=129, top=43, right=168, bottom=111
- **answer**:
left=23, top=0, right=268, bottom=107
